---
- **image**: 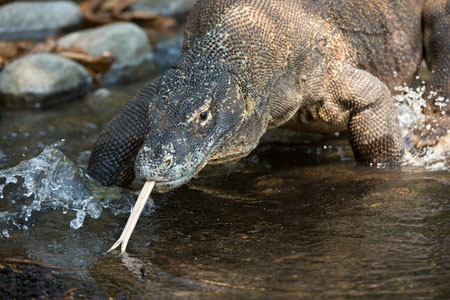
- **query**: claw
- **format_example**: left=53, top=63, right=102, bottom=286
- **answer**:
left=108, top=181, right=156, bottom=254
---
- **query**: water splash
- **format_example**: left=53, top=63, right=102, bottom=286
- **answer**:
left=70, top=210, right=87, bottom=230
left=0, top=147, right=151, bottom=235
left=394, top=84, right=449, bottom=171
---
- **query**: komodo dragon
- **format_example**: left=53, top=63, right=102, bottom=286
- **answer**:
left=88, top=0, right=450, bottom=192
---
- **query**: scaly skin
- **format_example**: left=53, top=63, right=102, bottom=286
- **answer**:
left=88, top=0, right=450, bottom=191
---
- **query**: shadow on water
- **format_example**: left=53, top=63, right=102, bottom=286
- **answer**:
left=0, top=80, right=449, bottom=299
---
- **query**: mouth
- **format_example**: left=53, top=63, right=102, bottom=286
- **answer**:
left=153, top=174, right=194, bottom=192
left=136, top=144, right=214, bottom=192
left=208, top=149, right=250, bottom=165
left=151, top=158, right=210, bottom=192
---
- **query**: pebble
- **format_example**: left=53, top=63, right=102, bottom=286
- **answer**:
left=0, top=1, right=82, bottom=40
left=131, top=0, right=197, bottom=16
left=0, top=53, right=93, bottom=108
left=58, top=22, right=157, bottom=84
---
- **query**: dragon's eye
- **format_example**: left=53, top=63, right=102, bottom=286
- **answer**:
left=199, top=111, right=208, bottom=121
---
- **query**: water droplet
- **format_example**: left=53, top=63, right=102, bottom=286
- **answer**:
left=70, top=210, right=86, bottom=230
left=63, top=203, right=69, bottom=214
left=87, top=201, right=102, bottom=219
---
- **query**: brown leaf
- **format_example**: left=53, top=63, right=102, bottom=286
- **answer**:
left=0, top=41, right=19, bottom=58
left=101, top=0, right=136, bottom=15
left=78, top=0, right=103, bottom=14
left=29, top=38, right=58, bottom=54
left=0, top=36, right=114, bottom=85
left=114, top=0, right=136, bottom=15
left=151, top=16, right=178, bottom=32
left=78, top=0, right=177, bottom=35
left=0, top=40, right=37, bottom=67
left=58, top=49, right=114, bottom=75
left=118, top=10, right=159, bottom=20
left=83, top=10, right=116, bottom=26
left=119, top=10, right=177, bottom=30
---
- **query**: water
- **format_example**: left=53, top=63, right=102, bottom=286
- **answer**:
left=394, top=83, right=450, bottom=171
left=0, top=79, right=449, bottom=299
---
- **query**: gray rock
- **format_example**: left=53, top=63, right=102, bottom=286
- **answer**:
left=0, top=1, right=82, bottom=41
left=58, top=22, right=156, bottom=84
left=0, top=53, right=93, bottom=108
left=153, top=34, right=183, bottom=71
left=131, top=0, right=197, bottom=16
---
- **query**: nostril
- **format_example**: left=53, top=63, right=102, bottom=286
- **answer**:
left=160, top=157, right=172, bottom=169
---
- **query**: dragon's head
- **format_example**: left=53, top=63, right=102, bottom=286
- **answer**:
left=134, top=65, right=250, bottom=191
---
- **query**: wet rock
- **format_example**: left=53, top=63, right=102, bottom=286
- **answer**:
left=0, top=1, right=82, bottom=41
left=153, top=34, right=183, bottom=71
left=131, top=0, right=197, bottom=16
left=58, top=22, right=156, bottom=84
left=0, top=53, right=93, bottom=108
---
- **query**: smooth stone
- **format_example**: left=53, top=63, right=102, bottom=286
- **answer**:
left=153, top=34, right=183, bottom=71
left=130, top=0, right=197, bottom=16
left=0, top=1, right=82, bottom=40
left=58, top=22, right=156, bottom=84
left=0, top=53, right=93, bottom=108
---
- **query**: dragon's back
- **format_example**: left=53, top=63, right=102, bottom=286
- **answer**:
left=184, top=0, right=423, bottom=90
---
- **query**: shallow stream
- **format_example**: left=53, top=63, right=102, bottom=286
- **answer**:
left=0, top=78, right=449, bottom=299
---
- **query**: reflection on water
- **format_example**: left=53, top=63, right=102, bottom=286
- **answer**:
left=0, top=80, right=449, bottom=299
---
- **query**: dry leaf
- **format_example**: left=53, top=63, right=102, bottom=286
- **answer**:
left=0, top=42, right=19, bottom=58
left=29, top=38, right=58, bottom=54
left=101, top=0, right=136, bottom=16
left=0, top=40, right=37, bottom=69
left=58, top=47, right=114, bottom=84
left=0, top=38, right=114, bottom=84
left=78, top=0, right=103, bottom=14
left=83, top=11, right=115, bottom=26
left=119, top=10, right=159, bottom=20
left=78, top=0, right=177, bottom=36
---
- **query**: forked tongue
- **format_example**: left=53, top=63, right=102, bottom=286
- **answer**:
left=107, top=181, right=156, bottom=254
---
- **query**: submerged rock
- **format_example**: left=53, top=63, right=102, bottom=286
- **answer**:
left=0, top=147, right=140, bottom=231
left=0, top=1, right=82, bottom=40
left=0, top=53, right=93, bottom=108
left=58, top=22, right=156, bottom=84
left=131, top=0, right=197, bottom=16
